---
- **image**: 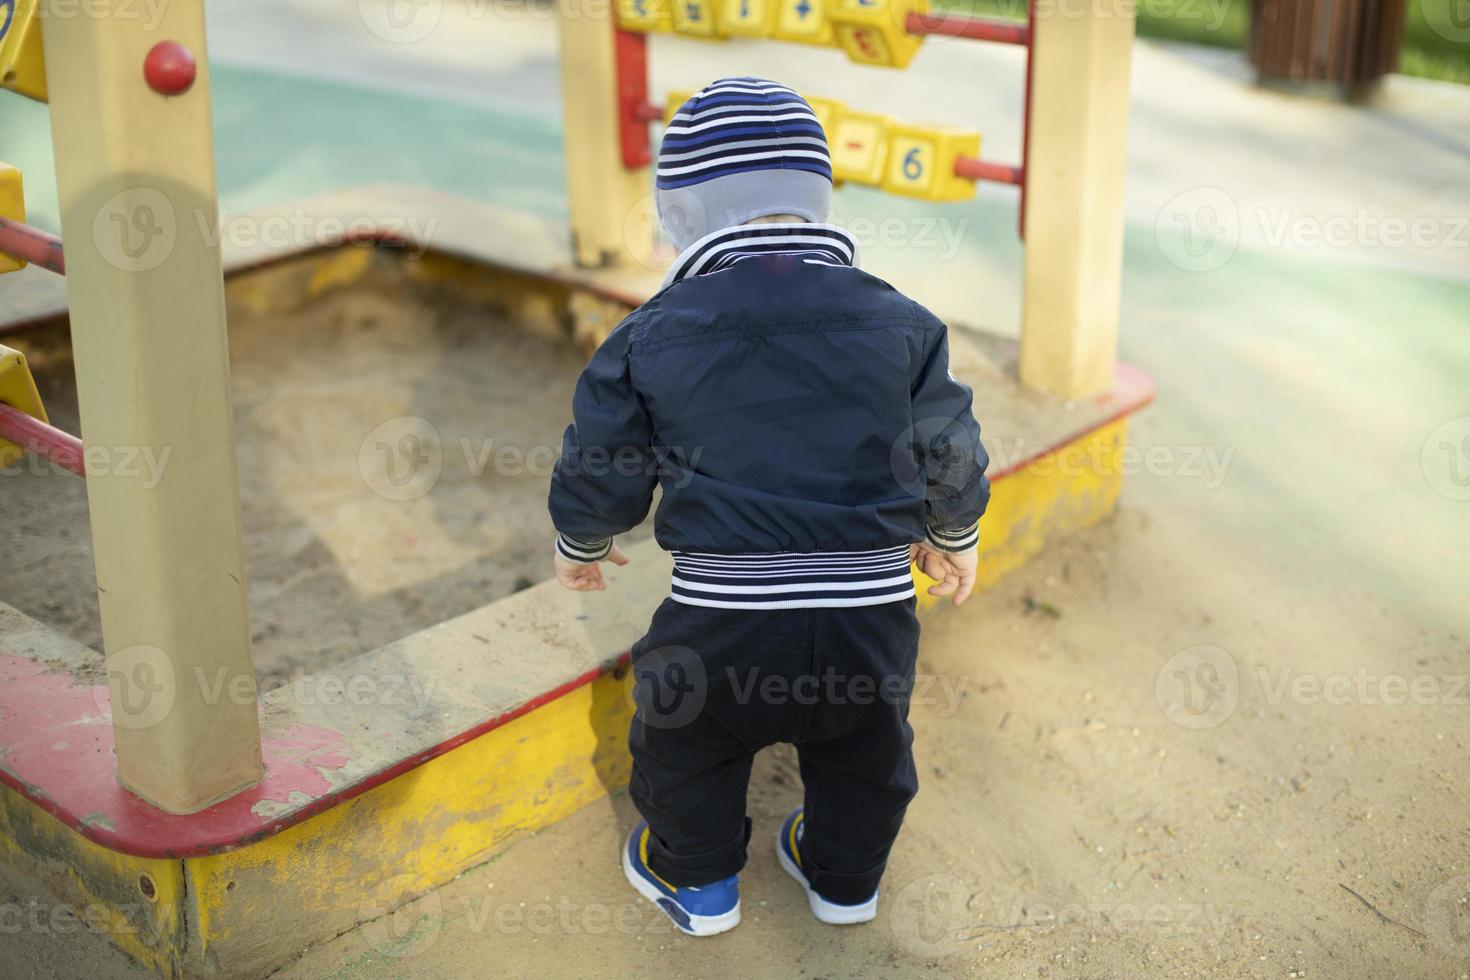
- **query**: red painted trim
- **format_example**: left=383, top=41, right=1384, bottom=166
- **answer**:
left=614, top=28, right=653, bottom=169
left=954, top=156, right=1023, bottom=186
left=905, top=11, right=1030, bottom=45
left=988, top=362, right=1157, bottom=482
left=0, top=217, right=65, bottom=275
left=0, top=402, right=85, bottom=476
left=1019, top=0, right=1036, bottom=240
left=0, top=651, right=632, bottom=859
left=0, top=367, right=1153, bottom=860
left=0, top=229, right=1156, bottom=861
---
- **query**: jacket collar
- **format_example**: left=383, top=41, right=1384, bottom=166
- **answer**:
left=661, top=222, right=860, bottom=288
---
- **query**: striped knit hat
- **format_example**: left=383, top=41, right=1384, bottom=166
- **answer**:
left=656, top=77, right=833, bottom=254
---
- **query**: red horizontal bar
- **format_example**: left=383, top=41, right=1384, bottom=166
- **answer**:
left=0, top=217, right=65, bottom=275
left=955, top=155, right=1024, bottom=186
left=905, top=11, right=1030, bottom=45
left=634, top=101, right=665, bottom=123
left=0, top=402, right=85, bottom=476
left=641, top=105, right=1021, bottom=188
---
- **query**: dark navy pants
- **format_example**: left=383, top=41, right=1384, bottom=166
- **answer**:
left=627, top=596, right=921, bottom=906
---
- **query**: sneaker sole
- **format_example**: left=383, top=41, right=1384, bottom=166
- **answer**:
left=774, top=823, right=878, bottom=925
left=621, top=839, right=741, bottom=937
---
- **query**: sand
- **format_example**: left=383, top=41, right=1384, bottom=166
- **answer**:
left=1, top=274, right=1466, bottom=979
left=264, top=496, right=1466, bottom=979
left=0, top=282, right=647, bottom=690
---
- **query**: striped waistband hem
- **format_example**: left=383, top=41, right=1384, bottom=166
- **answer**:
left=669, top=545, right=915, bottom=609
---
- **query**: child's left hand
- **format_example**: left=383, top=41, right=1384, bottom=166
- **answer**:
left=554, top=545, right=631, bottom=592
left=911, top=543, right=977, bottom=606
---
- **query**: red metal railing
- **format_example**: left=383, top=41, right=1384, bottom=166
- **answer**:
left=0, top=217, right=65, bottom=275
left=641, top=98, right=1023, bottom=188
left=954, top=155, right=1023, bottom=186
left=905, top=11, right=1030, bottom=44
left=0, top=403, right=85, bottom=476
left=620, top=4, right=1035, bottom=227
left=616, top=30, right=655, bottom=168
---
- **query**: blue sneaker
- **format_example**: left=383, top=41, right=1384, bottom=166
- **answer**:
left=622, top=822, right=741, bottom=936
left=776, top=807, right=879, bottom=924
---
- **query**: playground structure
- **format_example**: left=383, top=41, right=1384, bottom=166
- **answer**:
left=0, top=1, right=1151, bottom=976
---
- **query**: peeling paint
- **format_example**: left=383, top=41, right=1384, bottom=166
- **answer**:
left=81, top=810, right=117, bottom=832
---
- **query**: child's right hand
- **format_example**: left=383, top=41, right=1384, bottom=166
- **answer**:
left=554, top=545, right=631, bottom=592
left=911, top=543, right=978, bottom=606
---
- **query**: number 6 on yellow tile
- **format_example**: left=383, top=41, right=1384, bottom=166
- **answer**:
left=881, top=124, right=979, bottom=202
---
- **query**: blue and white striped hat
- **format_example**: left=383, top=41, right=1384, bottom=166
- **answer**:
left=656, top=77, right=833, bottom=253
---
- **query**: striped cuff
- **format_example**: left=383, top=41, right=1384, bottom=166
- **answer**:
left=555, top=533, right=613, bottom=564
left=925, top=521, right=979, bottom=553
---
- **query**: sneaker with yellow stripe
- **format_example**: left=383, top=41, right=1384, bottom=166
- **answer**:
left=622, top=822, right=741, bottom=936
left=776, top=807, right=879, bottom=924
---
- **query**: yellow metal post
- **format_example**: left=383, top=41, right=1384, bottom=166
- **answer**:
left=557, top=4, right=653, bottom=268
left=41, top=7, right=262, bottom=811
left=1019, top=0, right=1135, bottom=399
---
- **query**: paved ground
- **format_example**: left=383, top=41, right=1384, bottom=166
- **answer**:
left=3, top=0, right=1467, bottom=326
left=1, top=4, right=1467, bottom=978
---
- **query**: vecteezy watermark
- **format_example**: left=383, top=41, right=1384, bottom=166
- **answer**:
left=94, top=647, right=441, bottom=730
left=94, top=187, right=177, bottom=273
left=451, top=894, right=685, bottom=936
left=834, top=209, right=972, bottom=264
left=358, top=878, right=444, bottom=959
left=1, top=443, right=172, bottom=485
left=992, top=435, right=1235, bottom=489
left=1422, top=417, right=1470, bottom=502
left=356, top=0, right=635, bottom=45
left=1424, top=875, right=1470, bottom=959
left=350, top=0, right=1224, bottom=47
left=894, top=421, right=1236, bottom=493
left=1422, top=0, right=1470, bottom=43
left=1155, top=187, right=1241, bottom=273
left=34, top=0, right=168, bottom=31
left=620, top=191, right=973, bottom=274
left=1155, top=644, right=1240, bottom=731
left=96, top=644, right=178, bottom=732
left=1132, top=0, right=1235, bottom=32
left=889, top=874, right=1236, bottom=957
left=358, top=0, right=444, bottom=43
left=629, top=645, right=709, bottom=731
left=1156, top=645, right=1470, bottom=729
left=355, top=887, right=696, bottom=961
left=212, top=209, right=437, bottom=259
left=626, top=650, right=968, bottom=730
left=0, top=898, right=140, bottom=936
left=1156, top=186, right=1470, bottom=272
left=890, top=874, right=973, bottom=957
left=359, top=416, right=443, bottom=501
left=726, top=667, right=968, bottom=718
left=356, top=417, right=706, bottom=501
left=959, top=0, right=1223, bottom=28
left=210, top=668, right=442, bottom=711
left=1253, top=209, right=1470, bottom=253
left=90, top=188, right=437, bottom=273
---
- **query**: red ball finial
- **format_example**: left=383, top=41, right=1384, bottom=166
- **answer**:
left=143, top=41, right=197, bottom=96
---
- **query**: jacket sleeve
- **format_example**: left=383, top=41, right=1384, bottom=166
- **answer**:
left=547, top=319, right=658, bottom=563
left=911, top=315, right=990, bottom=553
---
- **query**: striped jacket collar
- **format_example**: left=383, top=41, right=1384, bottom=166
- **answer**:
left=661, top=222, right=860, bottom=288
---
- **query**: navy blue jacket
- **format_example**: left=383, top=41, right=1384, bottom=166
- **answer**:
left=548, top=223, right=989, bottom=609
